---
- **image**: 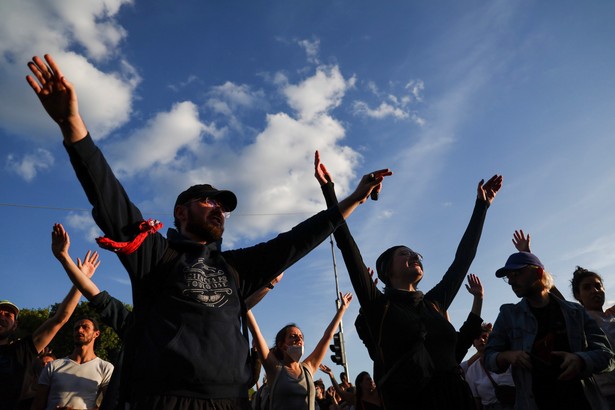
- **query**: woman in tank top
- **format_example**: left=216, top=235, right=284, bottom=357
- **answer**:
left=247, top=292, right=353, bottom=410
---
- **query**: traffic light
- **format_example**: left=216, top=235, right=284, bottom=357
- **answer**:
left=329, top=331, right=346, bottom=366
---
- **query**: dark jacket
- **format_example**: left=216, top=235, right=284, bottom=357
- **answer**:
left=321, top=182, right=488, bottom=409
left=65, top=135, right=344, bottom=400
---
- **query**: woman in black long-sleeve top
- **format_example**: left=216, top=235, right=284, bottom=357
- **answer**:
left=314, top=152, right=502, bottom=409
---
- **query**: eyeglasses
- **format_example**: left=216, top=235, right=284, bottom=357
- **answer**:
left=186, top=197, right=231, bottom=219
left=502, top=266, right=534, bottom=283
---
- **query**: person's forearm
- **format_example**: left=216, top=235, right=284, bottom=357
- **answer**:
left=470, top=295, right=483, bottom=317
left=323, top=307, right=346, bottom=340
left=52, top=285, right=82, bottom=325
left=337, top=195, right=361, bottom=220
left=56, top=252, right=100, bottom=300
left=60, top=114, right=88, bottom=144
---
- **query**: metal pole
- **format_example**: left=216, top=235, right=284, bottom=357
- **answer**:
left=329, top=235, right=349, bottom=378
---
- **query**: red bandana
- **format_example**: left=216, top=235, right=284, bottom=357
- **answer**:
left=96, top=219, right=163, bottom=255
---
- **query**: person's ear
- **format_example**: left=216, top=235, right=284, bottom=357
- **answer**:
left=175, top=204, right=187, bottom=224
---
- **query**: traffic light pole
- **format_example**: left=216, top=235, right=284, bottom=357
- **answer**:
left=329, top=235, right=349, bottom=377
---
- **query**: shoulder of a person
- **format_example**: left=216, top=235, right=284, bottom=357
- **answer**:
left=464, top=359, right=482, bottom=378
left=498, top=303, right=518, bottom=313
left=555, top=298, right=584, bottom=311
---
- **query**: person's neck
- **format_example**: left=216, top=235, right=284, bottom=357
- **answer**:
left=0, top=336, right=10, bottom=346
left=525, top=290, right=550, bottom=308
left=182, top=231, right=209, bottom=245
left=390, top=279, right=417, bottom=292
left=69, top=344, right=97, bottom=364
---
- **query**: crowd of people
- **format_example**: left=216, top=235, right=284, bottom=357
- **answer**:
left=1, top=53, right=615, bottom=410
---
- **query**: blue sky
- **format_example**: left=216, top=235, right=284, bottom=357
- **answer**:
left=2, top=0, right=615, bottom=381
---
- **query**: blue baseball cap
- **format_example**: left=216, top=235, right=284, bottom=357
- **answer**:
left=496, top=252, right=544, bottom=278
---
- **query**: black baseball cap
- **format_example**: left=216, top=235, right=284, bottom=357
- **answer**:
left=175, top=184, right=237, bottom=212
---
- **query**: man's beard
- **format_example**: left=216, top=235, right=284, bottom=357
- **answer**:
left=74, top=334, right=94, bottom=346
left=185, top=210, right=224, bottom=243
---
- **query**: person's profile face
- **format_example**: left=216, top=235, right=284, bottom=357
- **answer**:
left=577, top=275, right=605, bottom=311
left=505, top=265, right=539, bottom=297
left=73, top=319, right=100, bottom=345
left=0, top=308, right=17, bottom=338
left=389, top=247, right=423, bottom=285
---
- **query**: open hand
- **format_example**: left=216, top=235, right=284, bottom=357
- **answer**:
left=51, top=223, right=70, bottom=259
left=477, top=174, right=503, bottom=205
left=512, top=229, right=531, bottom=252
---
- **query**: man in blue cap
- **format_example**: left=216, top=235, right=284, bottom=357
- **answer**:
left=484, top=251, right=615, bottom=409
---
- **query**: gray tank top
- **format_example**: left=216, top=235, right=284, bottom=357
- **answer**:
left=269, top=363, right=315, bottom=410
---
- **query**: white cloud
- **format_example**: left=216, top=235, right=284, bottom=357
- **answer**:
left=66, top=212, right=101, bottom=242
left=210, top=82, right=264, bottom=109
left=352, top=78, right=426, bottom=124
left=0, top=0, right=137, bottom=141
left=5, top=149, right=54, bottom=182
left=284, top=65, right=354, bottom=121
left=168, top=75, right=201, bottom=92
left=405, top=79, right=425, bottom=102
left=106, top=101, right=206, bottom=176
left=353, top=101, right=409, bottom=120
left=112, top=64, right=361, bottom=245
left=298, top=38, right=320, bottom=64
left=50, top=0, right=132, bottom=61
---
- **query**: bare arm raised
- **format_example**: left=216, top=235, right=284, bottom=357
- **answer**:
left=51, top=223, right=101, bottom=300
left=29, top=224, right=92, bottom=353
left=302, top=292, right=353, bottom=374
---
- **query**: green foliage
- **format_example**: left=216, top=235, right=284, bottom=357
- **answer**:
left=15, top=301, right=130, bottom=363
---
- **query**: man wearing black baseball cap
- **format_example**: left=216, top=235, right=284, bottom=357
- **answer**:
left=27, top=54, right=390, bottom=410
left=484, top=251, right=615, bottom=409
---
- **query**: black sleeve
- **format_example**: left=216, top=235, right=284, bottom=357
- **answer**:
left=455, top=312, right=483, bottom=363
left=425, top=198, right=489, bottom=311
left=224, top=205, right=345, bottom=298
left=89, top=291, right=132, bottom=339
left=320, top=182, right=382, bottom=308
left=64, top=135, right=167, bottom=282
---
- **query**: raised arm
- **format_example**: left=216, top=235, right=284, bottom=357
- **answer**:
left=26, top=54, right=87, bottom=144
left=52, top=223, right=101, bottom=300
left=510, top=230, right=566, bottom=300
left=319, top=364, right=355, bottom=404
left=245, top=310, right=277, bottom=382
left=303, top=292, right=353, bottom=374
left=316, top=150, right=392, bottom=220
left=465, top=273, right=484, bottom=317
left=315, top=151, right=391, bottom=308
left=27, top=55, right=167, bottom=289
left=426, top=175, right=503, bottom=310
